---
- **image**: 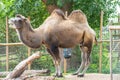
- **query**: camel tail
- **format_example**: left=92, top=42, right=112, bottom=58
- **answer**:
left=94, top=37, right=98, bottom=45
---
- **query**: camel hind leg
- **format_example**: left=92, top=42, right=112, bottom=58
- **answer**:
left=72, top=46, right=86, bottom=75
left=77, top=46, right=92, bottom=77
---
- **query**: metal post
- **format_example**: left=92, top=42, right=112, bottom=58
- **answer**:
left=109, top=29, right=113, bottom=80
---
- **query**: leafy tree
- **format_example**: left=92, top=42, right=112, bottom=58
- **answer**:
left=42, top=0, right=120, bottom=29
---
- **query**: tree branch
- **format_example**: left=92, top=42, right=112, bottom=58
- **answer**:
left=5, top=51, right=41, bottom=79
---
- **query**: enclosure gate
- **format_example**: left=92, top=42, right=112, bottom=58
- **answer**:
left=109, top=25, right=120, bottom=80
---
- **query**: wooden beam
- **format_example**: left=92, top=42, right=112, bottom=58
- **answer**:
left=98, top=40, right=120, bottom=42
left=28, top=47, right=31, bottom=70
left=63, top=11, right=68, bottom=74
left=109, top=25, right=120, bottom=30
left=64, top=59, right=67, bottom=74
left=109, top=30, right=113, bottom=80
left=27, top=16, right=31, bottom=70
left=99, top=11, right=103, bottom=73
left=6, top=16, right=9, bottom=71
left=0, top=43, right=23, bottom=46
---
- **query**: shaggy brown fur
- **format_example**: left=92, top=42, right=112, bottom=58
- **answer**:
left=68, top=10, right=97, bottom=45
left=9, top=9, right=97, bottom=77
left=68, top=10, right=87, bottom=23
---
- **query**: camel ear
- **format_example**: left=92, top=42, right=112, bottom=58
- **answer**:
left=16, top=14, right=22, bottom=17
left=16, top=14, right=26, bottom=20
left=23, top=18, right=27, bottom=21
left=24, top=18, right=30, bottom=23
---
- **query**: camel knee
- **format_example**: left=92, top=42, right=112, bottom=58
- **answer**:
left=85, top=60, right=90, bottom=67
left=50, top=45, right=58, bottom=53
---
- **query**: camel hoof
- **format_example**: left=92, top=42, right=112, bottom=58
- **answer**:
left=72, top=72, right=78, bottom=75
left=57, top=74, right=63, bottom=78
left=77, top=74, right=84, bottom=77
left=53, top=74, right=57, bottom=77
left=53, top=73, right=63, bottom=78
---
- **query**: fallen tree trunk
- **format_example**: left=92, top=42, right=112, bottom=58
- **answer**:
left=23, top=69, right=50, bottom=76
left=5, top=51, right=41, bottom=80
left=0, top=69, right=50, bottom=77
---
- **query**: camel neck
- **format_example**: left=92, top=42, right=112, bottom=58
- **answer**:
left=17, top=25, right=43, bottom=48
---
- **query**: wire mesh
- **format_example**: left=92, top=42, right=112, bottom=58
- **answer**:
left=0, top=45, right=28, bottom=71
left=111, top=30, right=120, bottom=73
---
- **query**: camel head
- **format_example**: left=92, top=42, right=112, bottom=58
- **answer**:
left=9, top=14, right=29, bottom=29
left=68, top=10, right=87, bottom=23
left=50, top=9, right=67, bottom=20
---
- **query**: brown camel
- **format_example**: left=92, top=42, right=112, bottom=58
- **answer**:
left=9, top=9, right=97, bottom=77
left=68, top=10, right=97, bottom=76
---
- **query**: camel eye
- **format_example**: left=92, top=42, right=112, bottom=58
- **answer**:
left=18, top=19, right=22, bottom=22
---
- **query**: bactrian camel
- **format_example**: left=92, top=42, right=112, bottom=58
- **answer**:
left=9, top=9, right=97, bottom=77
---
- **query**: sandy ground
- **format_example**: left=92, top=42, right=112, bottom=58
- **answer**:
left=0, top=73, right=120, bottom=80
left=24, top=73, right=120, bottom=80
left=63, top=73, right=120, bottom=80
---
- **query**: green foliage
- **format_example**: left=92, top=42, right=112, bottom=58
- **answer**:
left=68, top=46, right=81, bottom=71
left=46, top=0, right=57, bottom=5
left=9, top=61, right=18, bottom=71
left=101, top=43, right=110, bottom=73
left=9, top=0, right=49, bottom=28
left=46, top=0, right=119, bottom=28
left=88, top=45, right=99, bottom=73
left=72, top=0, right=119, bottom=29
left=31, top=54, right=54, bottom=70
left=46, top=0, right=73, bottom=8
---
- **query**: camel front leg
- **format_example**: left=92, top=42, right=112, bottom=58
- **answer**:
left=47, top=48, right=58, bottom=75
left=55, top=59, right=63, bottom=77
left=47, top=46, right=63, bottom=77
left=53, top=49, right=63, bottom=77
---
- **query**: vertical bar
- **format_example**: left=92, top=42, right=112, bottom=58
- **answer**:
left=28, top=47, right=31, bottom=70
left=64, top=58, right=67, bottom=73
left=6, top=16, right=9, bottom=71
left=118, top=13, right=120, bottom=23
left=109, top=29, right=113, bottom=80
left=99, top=11, right=103, bottom=73
left=63, top=11, right=68, bottom=74
left=27, top=16, right=31, bottom=70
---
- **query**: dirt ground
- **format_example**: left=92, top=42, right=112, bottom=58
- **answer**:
left=62, top=73, right=120, bottom=80
left=24, top=73, right=120, bottom=80
left=0, top=73, right=120, bottom=80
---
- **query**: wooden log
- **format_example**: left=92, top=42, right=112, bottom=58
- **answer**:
left=24, top=76, right=55, bottom=80
left=5, top=51, right=41, bottom=79
left=23, top=69, right=50, bottom=76
left=19, top=69, right=51, bottom=80
left=0, top=69, right=50, bottom=78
